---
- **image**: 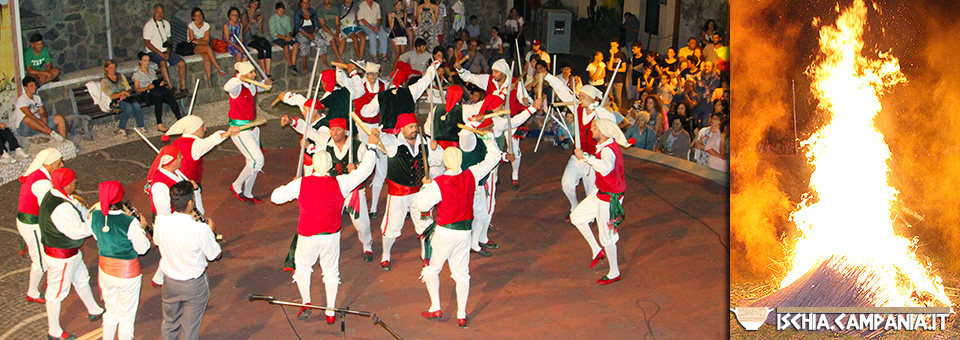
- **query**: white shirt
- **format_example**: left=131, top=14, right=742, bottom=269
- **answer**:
left=504, top=17, right=523, bottom=34
left=416, top=136, right=501, bottom=212
left=151, top=169, right=186, bottom=216
left=381, top=132, right=444, bottom=170
left=543, top=73, right=615, bottom=125
left=271, top=149, right=378, bottom=204
left=357, top=1, right=382, bottom=27
left=187, top=21, right=210, bottom=40
left=14, top=93, right=43, bottom=128
left=48, top=189, right=92, bottom=241
left=143, top=19, right=172, bottom=52
left=584, top=138, right=617, bottom=176
left=586, top=62, right=605, bottom=86
left=457, top=68, right=509, bottom=100
left=31, top=167, right=53, bottom=208
left=223, top=76, right=266, bottom=98
left=351, top=61, right=440, bottom=119
left=154, top=212, right=221, bottom=281
left=90, top=210, right=152, bottom=255
left=182, top=133, right=229, bottom=161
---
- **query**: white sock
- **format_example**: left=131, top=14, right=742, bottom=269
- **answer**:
left=323, top=279, right=338, bottom=317
left=424, top=271, right=440, bottom=312
left=605, top=243, right=620, bottom=278
left=74, top=280, right=104, bottom=315
left=573, top=223, right=602, bottom=258
left=455, top=276, right=469, bottom=319
left=243, top=171, right=259, bottom=197
left=382, top=236, right=396, bottom=262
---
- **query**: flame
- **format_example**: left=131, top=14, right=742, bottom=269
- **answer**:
left=780, top=0, right=952, bottom=307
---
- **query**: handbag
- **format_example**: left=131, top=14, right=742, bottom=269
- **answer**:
left=176, top=41, right=196, bottom=56
left=212, top=39, right=228, bottom=53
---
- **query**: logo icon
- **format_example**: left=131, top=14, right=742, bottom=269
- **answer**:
left=730, top=307, right=773, bottom=331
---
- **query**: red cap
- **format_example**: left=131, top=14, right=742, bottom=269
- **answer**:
left=445, top=85, right=463, bottom=113
left=532, top=39, right=541, bottom=46
left=320, top=69, right=336, bottom=92
left=392, top=61, right=418, bottom=88
left=329, top=118, right=347, bottom=130
left=474, top=95, right=504, bottom=129
left=147, top=145, right=180, bottom=182
left=98, top=181, right=124, bottom=215
left=395, top=113, right=418, bottom=130
left=51, top=168, right=76, bottom=197
left=304, top=98, right=325, bottom=112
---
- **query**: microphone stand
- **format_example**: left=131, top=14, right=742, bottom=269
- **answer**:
left=248, top=295, right=403, bottom=340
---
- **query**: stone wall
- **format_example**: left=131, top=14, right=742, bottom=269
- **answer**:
left=678, top=0, right=728, bottom=46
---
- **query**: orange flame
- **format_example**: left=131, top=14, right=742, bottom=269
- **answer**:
left=780, top=0, right=952, bottom=307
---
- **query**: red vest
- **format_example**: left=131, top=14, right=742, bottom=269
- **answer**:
left=172, top=137, right=204, bottom=184
left=297, top=176, right=346, bottom=236
left=355, top=80, right=387, bottom=124
left=149, top=171, right=180, bottom=214
left=578, top=106, right=599, bottom=155
left=228, top=83, right=257, bottom=121
left=434, top=170, right=476, bottom=226
left=18, top=169, right=49, bottom=216
left=485, top=76, right=506, bottom=100
left=594, top=143, right=625, bottom=202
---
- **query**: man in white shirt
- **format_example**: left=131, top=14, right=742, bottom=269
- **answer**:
left=524, top=39, right=550, bottom=74
left=155, top=181, right=221, bottom=340
left=399, top=38, right=433, bottom=74
left=15, top=76, right=66, bottom=140
left=358, top=0, right=390, bottom=62
left=143, top=4, right=188, bottom=93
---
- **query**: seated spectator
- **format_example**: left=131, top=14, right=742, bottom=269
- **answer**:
left=525, top=39, right=550, bottom=72
left=454, top=38, right=467, bottom=57
left=624, top=111, right=656, bottom=151
left=101, top=60, right=145, bottom=137
left=23, top=34, right=60, bottom=86
left=461, top=39, right=489, bottom=74
left=188, top=8, right=229, bottom=87
left=293, top=0, right=329, bottom=70
left=488, top=26, right=504, bottom=60
left=554, top=112, right=575, bottom=149
left=388, top=0, right=409, bottom=63
left=225, top=7, right=245, bottom=62
left=451, top=0, right=465, bottom=33
left=678, top=55, right=699, bottom=88
left=15, top=76, right=66, bottom=140
left=270, top=2, right=300, bottom=75
left=670, top=101, right=696, bottom=137
left=243, top=0, right=274, bottom=79
left=0, top=122, right=27, bottom=163
left=433, top=47, right=452, bottom=84
left=657, top=72, right=676, bottom=107
left=672, top=81, right=702, bottom=126
left=465, top=83, right=484, bottom=104
left=466, top=15, right=480, bottom=39
left=692, top=48, right=704, bottom=68
left=358, top=0, right=390, bottom=63
left=657, top=117, right=691, bottom=159
left=662, top=47, right=680, bottom=77
left=560, top=63, right=582, bottom=94
left=678, top=37, right=697, bottom=61
left=696, top=61, right=720, bottom=107
left=339, top=0, right=366, bottom=63
left=317, top=0, right=345, bottom=65
left=132, top=52, right=182, bottom=132
left=144, top=4, right=187, bottom=93
left=399, top=38, right=433, bottom=74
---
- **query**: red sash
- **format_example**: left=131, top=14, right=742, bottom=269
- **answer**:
left=99, top=256, right=142, bottom=279
left=387, top=180, right=421, bottom=196
left=44, top=246, right=79, bottom=259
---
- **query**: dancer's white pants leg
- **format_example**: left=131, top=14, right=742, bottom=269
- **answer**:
left=44, top=252, right=104, bottom=337
left=380, top=193, right=433, bottom=262
left=99, top=270, right=142, bottom=340
left=369, top=151, right=388, bottom=214
left=470, top=181, right=493, bottom=251
left=508, top=137, right=521, bottom=181
left=292, top=232, right=341, bottom=317
left=344, top=188, right=373, bottom=252
left=16, top=220, right=46, bottom=298
left=230, top=127, right=264, bottom=197
left=570, top=191, right=622, bottom=277
left=421, top=227, right=471, bottom=319
left=561, top=156, right=596, bottom=213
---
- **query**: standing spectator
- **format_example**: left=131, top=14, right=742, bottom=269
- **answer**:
left=628, top=42, right=644, bottom=101
left=417, top=0, right=442, bottom=50
left=693, top=112, right=726, bottom=171
left=466, top=15, right=481, bottom=40
left=696, top=61, right=720, bottom=106
left=692, top=48, right=704, bottom=68
left=462, top=39, right=489, bottom=74
left=703, top=33, right=720, bottom=64
left=504, top=8, right=525, bottom=58
left=709, top=33, right=728, bottom=73
left=270, top=2, right=301, bottom=75
left=242, top=0, right=274, bottom=80
left=224, top=7, right=245, bottom=62
left=144, top=4, right=187, bottom=93
left=188, top=8, right=229, bottom=87
left=437, top=0, right=448, bottom=46
left=489, top=27, right=504, bottom=60
left=586, top=51, right=606, bottom=91
left=388, top=1, right=409, bottom=63
left=621, top=12, right=640, bottom=46
left=358, top=0, right=390, bottom=63
left=133, top=52, right=183, bottom=132
left=318, top=0, right=346, bottom=65
left=662, top=47, right=679, bottom=77
left=656, top=117, right=691, bottom=159
left=22, top=34, right=60, bottom=86
left=155, top=182, right=222, bottom=340
left=101, top=60, right=145, bottom=137
left=404, top=0, right=419, bottom=44
left=700, top=19, right=717, bottom=46
left=294, top=0, right=330, bottom=71
left=606, top=38, right=627, bottom=111
left=399, top=38, right=433, bottom=74
left=339, top=0, right=366, bottom=60
left=678, top=37, right=697, bottom=61
left=0, top=122, right=26, bottom=162
left=657, top=72, right=675, bottom=107
left=15, top=76, right=67, bottom=140
left=624, top=111, right=656, bottom=150
left=451, top=0, right=465, bottom=33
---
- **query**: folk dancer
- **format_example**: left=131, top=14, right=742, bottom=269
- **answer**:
left=224, top=61, right=272, bottom=203
left=147, top=145, right=188, bottom=288
left=161, top=115, right=241, bottom=214
left=571, top=118, right=630, bottom=284
left=17, top=148, right=62, bottom=305
left=270, top=132, right=379, bottom=323
left=38, top=168, right=104, bottom=340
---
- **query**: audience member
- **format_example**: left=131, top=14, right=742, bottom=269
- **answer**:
left=489, top=27, right=504, bottom=60
left=560, top=63, right=583, bottom=94
left=358, top=0, right=390, bottom=62
left=692, top=48, right=704, bottom=68
left=607, top=38, right=627, bottom=111
left=525, top=39, right=550, bottom=70
left=22, top=34, right=61, bottom=86
left=701, top=19, right=718, bottom=46
left=504, top=8, right=525, bottom=57
left=672, top=81, right=701, bottom=126
left=388, top=0, right=409, bottom=62
left=340, top=0, right=365, bottom=59
left=656, top=117, right=691, bottom=160
left=624, top=111, right=655, bottom=150
left=678, top=37, right=697, bottom=60
left=587, top=51, right=606, bottom=91
left=662, top=47, right=679, bottom=77
left=703, top=33, right=721, bottom=64
left=15, top=76, right=66, bottom=140
left=101, top=60, right=145, bottom=137
left=294, top=0, right=330, bottom=71
left=242, top=0, right=273, bottom=79
left=417, top=0, right=442, bottom=50
left=466, top=15, right=481, bottom=39
left=437, top=0, right=448, bottom=45
left=451, top=0, right=466, bottom=33
left=642, top=95, right=666, bottom=135
left=462, top=39, right=489, bottom=74
left=400, top=38, right=433, bottom=73
left=188, top=8, right=229, bottom=87
left=693, top=112, right=726, bottom=171
left=0, top=122, right=26, bottom=162
left=132, top=52, right=182, bottom=132
left=621, top=12, right=640, bottom=46
left=657, top=72, right=675, bottom=107
left=143, top=4, right=187, bottom=93
left=270, top=2, right=301, bottom=74
left=629, top=42, right=644, bottom=100
left=318, top=0, right=346, bottom=65
left=553, top=112, right=575, bottom=149
left=224, top=7, right=245, bottom=62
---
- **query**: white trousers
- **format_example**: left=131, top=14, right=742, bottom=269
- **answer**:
left=357, top=125, right=388, bottom=214
left=570, top=191, right=622, bottom=278
left=98, top=270, right=142, bottom=340
left=44, top=251, right=104, bottom=337
left=505, top=136, right=522, bottom=181
left=16, top=220, right=46, bottom=298
left=421, top=227, right=471, bottom=319
left=292, top=232, right=341, bottom=317
left=345, top=188, right=373, bottom=252
left=230, top=127, right=264, bottom=197
left=380, top=192, right=434, bottom=262
left=561, top=155, right=596, bottom=213
left=470, top=182, right=494, bottom=251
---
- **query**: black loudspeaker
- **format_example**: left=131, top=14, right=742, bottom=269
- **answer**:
left=644, top=0, right=660, bottom=35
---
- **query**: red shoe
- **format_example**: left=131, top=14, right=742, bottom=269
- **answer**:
left=458, top=318, right=468, bottom=327
left=479, top=240, right=499, bottom=249
left=247, top=196, right=263, bottom=204
left=230, top=186, right=248, bottom=202
left=47, top=332, right=76, bottom=340
left=298, top=303, right=312, bottom=320
left=511, top=180, right=519, bottom=191
left=326, top=315, right=336, bottom=324
left=26, top=294, right=46, bottom=304
left=597, top=275, right=621, bottom=285
left=18, top=247, right=26, bottom=256
left=362, top=251, right=373, bottom=262
left=282, top=267, right=294, bottom=272
left=589, top=249, right=606, bottom=268
left=151, top=281, right=162, bottom=288
left=380, top=261, right=391, bottom=272
left=422, top=310, right=442, bottom=319
left=565, top=214, right=571, bottom=222
left=422, top=259, right=430, bottom=267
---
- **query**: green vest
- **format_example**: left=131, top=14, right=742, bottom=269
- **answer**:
left=461, top=138, right=489, bottom=185
left=387, top=141, right=426, bottom=187
left=432, top=105, right=463, bottom=143
left=38, top=192, right=84, bottom=249
left=90, top=211, right=139, bottom=260
left=327, top=139, right=363, bottom=177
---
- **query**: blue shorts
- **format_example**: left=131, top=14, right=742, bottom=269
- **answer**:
left=18, top=114, right=57, bottom=137
left=342, top=26, right=362, bottom=35
left=148, top=51, right=185, bottom=67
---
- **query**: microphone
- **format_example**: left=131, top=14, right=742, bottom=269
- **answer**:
left=248, top=294, right=275, bottom=302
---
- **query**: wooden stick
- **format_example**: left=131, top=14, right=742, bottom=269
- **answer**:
left=331, top=61, right=350, bottom=69
left=349, top=112, right=387, bottom=152
left=553, top=101, right=576, bottom=107
left=236, top=117, right=268, bottom=131
left=241, top=78, right=271, bottom=91
left=419, top=127, right=429, bottom=181
left=455, top=54, right=470, bottom=68
left=483, top=109, right=511, bottom=120
left=457, top=123, right=485, bottom=135
left=271, top=92, right=284, bottom=107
